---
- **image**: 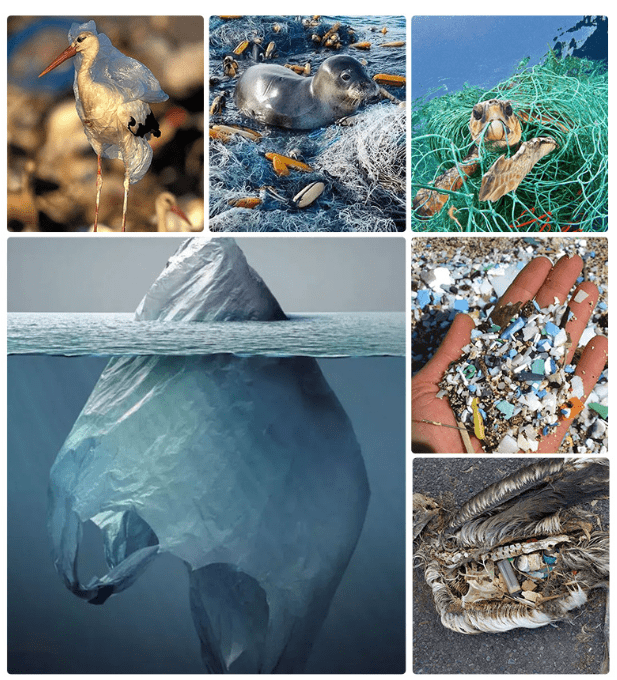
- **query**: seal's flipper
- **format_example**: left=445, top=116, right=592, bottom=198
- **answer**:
left=479, top=136, right=557, bottom=202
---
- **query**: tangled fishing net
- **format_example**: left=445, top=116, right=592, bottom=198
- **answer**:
left=412, top=52, right=608, bottom=232
left=209, top=16, right=405, bottom=232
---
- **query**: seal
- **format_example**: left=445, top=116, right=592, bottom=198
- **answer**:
left=234, top=55, right=380, bottom=130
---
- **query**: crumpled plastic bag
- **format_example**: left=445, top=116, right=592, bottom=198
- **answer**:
left=48, top=238, right=369, bottom=672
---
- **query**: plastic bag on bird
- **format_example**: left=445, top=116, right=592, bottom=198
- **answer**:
left=68, top=20, right=169, bottom=183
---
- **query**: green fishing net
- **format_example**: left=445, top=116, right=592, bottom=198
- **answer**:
left=411, top=52, right=608, bottom=232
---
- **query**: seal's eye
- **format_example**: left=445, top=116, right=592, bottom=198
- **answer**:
left=472, top=106, right=483, bottom=120
left=504, top=103, right=513, bottom=117
left=77, top=35, right=85, bottom=43
left=341, top=71, right=351, bottom=82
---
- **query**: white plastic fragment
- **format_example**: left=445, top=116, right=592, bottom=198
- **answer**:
left=573, top=289, right=590, bottom=304
left=496, top=434, right=519, bottom=453
left=553, top=329, right=568, bottom=347
left=570, top=375, right=585, bottom=399
left=579, top=327, right=596, bottom=346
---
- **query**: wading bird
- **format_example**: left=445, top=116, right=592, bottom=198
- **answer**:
left=39, top=20, right=169, bottom=232
left=154, top=192, right=193, bottom=231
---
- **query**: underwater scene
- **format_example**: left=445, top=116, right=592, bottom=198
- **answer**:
left=7, top=237, right=405, bottom=673
left=411, top=16, right=607, bottom=232
left=209, top=15, right=406, bottom=232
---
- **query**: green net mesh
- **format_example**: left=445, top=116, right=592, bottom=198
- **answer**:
left=411, top=52, right=608, bottom=232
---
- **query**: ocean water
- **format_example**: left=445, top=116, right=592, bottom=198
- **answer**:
left=412, top=15, right=607, bottom=101
left=8, top=349, right=405, bottom=672
left=8, top=311, right=404, bottom=357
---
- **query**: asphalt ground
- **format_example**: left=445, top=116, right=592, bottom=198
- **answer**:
left=413, top=457, right=608, bottom=674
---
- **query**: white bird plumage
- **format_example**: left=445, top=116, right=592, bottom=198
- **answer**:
left=39, top=20, right=169, bottom=231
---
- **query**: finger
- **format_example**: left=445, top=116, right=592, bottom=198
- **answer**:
left=574, top=333, right=608, bottom=395
left=414, top=313, right=475, bottom=385
left=562, top=281, right=599, bottom=364
left=492, top=257, right=552, bottom=315
left=536, top=334, right=608, bottom=453
left=535, top=254, right=584, bottom=307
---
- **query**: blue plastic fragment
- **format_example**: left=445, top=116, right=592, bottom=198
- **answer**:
left=537, top=339, right=551, bottom=352
left=416, top=290, right=431, bottom=309
left=471, top=329, right=482, bottom=338
left=564, top=365, right=575, bottom=374
left=545, top=322, right=560, bottom=336
left=454, top=299, right=469, bottom=312
left=508, top=349, right=517, bottom=359
left=590, top=251, right=596, bottom=258
left=468, top=384, right=477, bottom=393
left=501, top=316, right=525, bottom=339
left=536, top=389, right=547, bottom=397
left=576, top=276, right=584, bottom=284
left=597, top=301, right=607, bottom=311
left=543, top=554, right=557, bottom=565
left=533, top=300, right=541, bottom=311
left=479, top=408, right=487, bottom=419
left=495, top=400, right=515, bottom=418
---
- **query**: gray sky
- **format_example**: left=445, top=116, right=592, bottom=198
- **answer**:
left=7, top=236, right=405, bottom=313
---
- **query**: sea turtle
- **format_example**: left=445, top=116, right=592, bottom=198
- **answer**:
left=413, top=99, right=558, bottom=218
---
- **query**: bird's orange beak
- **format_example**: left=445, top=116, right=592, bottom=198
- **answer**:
left=38, top=44, right=78, bottom=77
left=170, top=205, right=192, bottom=228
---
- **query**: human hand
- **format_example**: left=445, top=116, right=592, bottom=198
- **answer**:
left=412, top=255, right=608, bottom=453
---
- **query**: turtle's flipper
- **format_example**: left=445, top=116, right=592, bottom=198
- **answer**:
left=413, top=147, right=479, bottom=218
left=479, top=137, right=557, bottom=202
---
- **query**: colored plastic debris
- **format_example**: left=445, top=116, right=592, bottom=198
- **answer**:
left=495, top=401, right=515, bottom=419
left=416, top=290, right=431, bottom=309
left=454, top=299, right=469, bottom=312
left=545, top=321, right=560, bottom=336
left=588, top=403, right=608, bottom=420
left=573, top=289, right=590, bottom=303
left=500, top=316, right=525, bottom=339
left=463, top=364, right=476, bottom=379
left=531, top=359, right=545, bottom=375
left=560, top=396, right=584, bottom=420
left=471, top=397, right=485, bottom=440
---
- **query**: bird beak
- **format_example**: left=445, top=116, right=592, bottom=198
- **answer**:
left=39, top=44, right=78, bottom=77
left=170, top=205, right=192, bottom=228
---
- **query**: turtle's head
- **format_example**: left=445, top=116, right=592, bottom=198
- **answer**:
left=469, top=99, right=522, bottom=148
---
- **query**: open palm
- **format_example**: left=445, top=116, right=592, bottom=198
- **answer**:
left=412, top=255, right=608, bottom=453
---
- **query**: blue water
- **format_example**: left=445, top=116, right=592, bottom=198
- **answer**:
left=8, top=354, right=405, bottom=673
left=412, top=15, right=607, bottom=101
left=8, top=311, right=404, bottom=357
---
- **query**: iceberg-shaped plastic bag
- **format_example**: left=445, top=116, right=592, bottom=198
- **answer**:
left=48, top=238, right=369, bottom=672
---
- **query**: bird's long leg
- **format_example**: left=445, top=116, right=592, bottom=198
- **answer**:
left=94, top=154, right=103, bottom=232
left=121, top=162, right=130, bottom=232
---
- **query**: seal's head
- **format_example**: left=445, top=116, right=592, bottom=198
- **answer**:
left=469, top=99, right=522, bottom=148
left=312, top=55, right=380, bottom=116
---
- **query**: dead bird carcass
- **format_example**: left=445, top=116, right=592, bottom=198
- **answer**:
left=414, top=458, right=608, bottom=635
